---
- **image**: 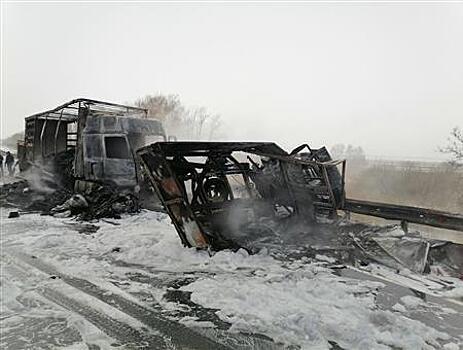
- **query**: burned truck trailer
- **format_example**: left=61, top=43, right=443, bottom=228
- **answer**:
left=137, top=142, right=346, bottom=250
left=18, top=98, right=167, bottom=190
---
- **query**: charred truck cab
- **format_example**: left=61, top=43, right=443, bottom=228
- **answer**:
left=18, top=98, right=167, bottom=191
left=137, top=142, right=346, bottom=250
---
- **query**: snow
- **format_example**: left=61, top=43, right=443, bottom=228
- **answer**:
left=0, top=277, right=117, bottom=350
left=443, top=342, right=461, bottom=350
left=314, top=254, right=337, bottom=263
left=400, top=295, right=427, bottom=309
left=2, top=209, right=463, bottom=349
left=392, top=303, right=407, bottom=313
left=442, top=286, right=463, bottom=299
left=181, top=260, right=449, bottom=350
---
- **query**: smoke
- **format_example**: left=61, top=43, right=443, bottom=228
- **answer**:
left=20, top=164, right=60, bottom=194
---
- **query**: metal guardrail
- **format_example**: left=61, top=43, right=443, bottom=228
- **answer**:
left=359, top=161, right=463, bottom=173
left=343, top=198, right=463, bottom=233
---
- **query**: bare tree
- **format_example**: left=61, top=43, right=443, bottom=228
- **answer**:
left=135, top=94, right=222, bottom=140
left=330, top=144, right=345, bottom=160
left=440, top=127, right=463, bottom=166
left=330, top=144, right=366, bottom=161
left=134, top=94, right=184, bottom=124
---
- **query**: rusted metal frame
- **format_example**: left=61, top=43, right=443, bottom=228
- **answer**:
left=66, top=123, right=78, bottom=150
left=26, top=98, right=147, bottom=121
left=74, top=102, right=85, bottom=173
left=226, top=154, right=254, bottom=198
left=137, top=150, right=194, bottom=247
left=81, top=99, right=147, bottom=115
left=191, top=172, right=207, bottom=208
left=251, top=150, right=341, bottom=169
left=218, top=161, right=235, bottom=201
left=290, top=143, right=312, bottom=156
left=340, top=160, right=346, bottom=208
left=278, top=160, right=301, bottom=216
left=247, top=155, right=262, bottom=170
left=39, top=114, right=48, bottom=158
left=157, top=142, right=287, bottom=158
left=26, top=100, right=81, bottom=120
left=343, top=199, right=463, bottom=232
left=321, top=164, right=337, bottom=213
left=54, top=109, right=64, bottom=155
left=35, top=112, right=79, bottom=120
left=143, top=146, right=210, bottom=247
left=320, top=159, right=345, bottom=166
left=255, top=149, right=341, bottom=213
left=127, top=136, right=140, bottom=186
left=30, top=117, right=37, bottom=162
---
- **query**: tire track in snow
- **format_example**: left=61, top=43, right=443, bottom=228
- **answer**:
left=2, top=253, right=172, bottom=349
left=39, top=286, right=167, bottom=349
left=5, top=251, right=238, bottom=350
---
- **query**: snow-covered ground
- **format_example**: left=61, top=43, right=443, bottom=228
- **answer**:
left=1, top=209, right=462, bottom=349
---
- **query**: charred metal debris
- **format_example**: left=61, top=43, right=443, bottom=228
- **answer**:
left=137, top=142, right=347, bottom=250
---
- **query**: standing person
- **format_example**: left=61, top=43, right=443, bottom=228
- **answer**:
left=0, top=153, right=3, bottom=177
left=5, top=151, right=15, bottom=176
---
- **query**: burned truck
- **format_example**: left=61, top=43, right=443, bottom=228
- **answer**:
left=18, top=98, right=169, bottom=192
left=137, top=142, right=346, bottom=250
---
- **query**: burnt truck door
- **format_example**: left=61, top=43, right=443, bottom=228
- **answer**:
left=102, top=134, right=137, bottom=187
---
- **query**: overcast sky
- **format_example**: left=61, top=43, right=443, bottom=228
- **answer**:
left=2, top=2, right=462, bottom=160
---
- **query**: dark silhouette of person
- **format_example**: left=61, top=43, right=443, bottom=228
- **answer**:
left=5, top=151, right=15, bottom=176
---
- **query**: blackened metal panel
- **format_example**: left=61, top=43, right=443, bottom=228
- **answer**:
left=83, top=134, right=104, bottom=180
left=33, top=118, right=44, bottom=161
left=83, top=114, right=165, bottom=136
left=121, top=118, right=165, bottom=136
left=83, top=114, right=102, bottom=133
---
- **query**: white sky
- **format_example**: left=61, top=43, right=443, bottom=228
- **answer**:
left=2, top=2, right=462, bottom=160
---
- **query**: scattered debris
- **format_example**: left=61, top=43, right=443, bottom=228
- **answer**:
left=8, top=211, right=20, bottom=218
left=75, top=184, right=139, bottom=220
left=63, top=222, right=100, bottom=234
left=51, top=194, right=88, bottom=215
left=0, top=178, right=71, bottom=212
left=1, top=179, right=139, bottom=220
left=100, top=219, right=121, bottom=226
